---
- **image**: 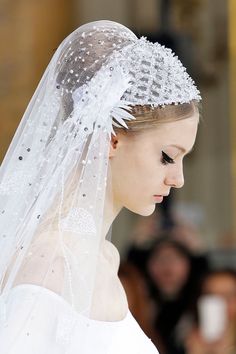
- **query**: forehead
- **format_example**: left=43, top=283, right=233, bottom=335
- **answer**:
left=139, top=112, right=199, bottom=151
left=204, top=274, right=236, bottom=290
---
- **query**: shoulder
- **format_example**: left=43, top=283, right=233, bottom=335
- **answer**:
left=10, top=231, right=65, bottom=293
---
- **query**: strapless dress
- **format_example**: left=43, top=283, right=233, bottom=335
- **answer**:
left=0, top=284, right=159, bottom=354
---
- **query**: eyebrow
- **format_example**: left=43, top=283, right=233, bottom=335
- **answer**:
left=168, top=144, right=194, bottom=155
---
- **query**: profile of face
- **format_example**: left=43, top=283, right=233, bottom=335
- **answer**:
left=109, top=111, right=199, bottom=216
left=202, top=273, right=236, bottom=321
left=147, top=244, right=191, bottom=298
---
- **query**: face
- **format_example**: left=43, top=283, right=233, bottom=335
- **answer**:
left=147, top=245, right=190, bottom=298
left=109, top=112, right=199, bottom=216
left=202, top=274, right=236, bottom=321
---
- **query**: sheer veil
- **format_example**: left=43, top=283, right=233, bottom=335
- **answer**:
left=0, top=19, right=201, bottom=350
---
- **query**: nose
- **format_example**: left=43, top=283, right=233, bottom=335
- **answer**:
left=165, top=163, right=184, bottom=189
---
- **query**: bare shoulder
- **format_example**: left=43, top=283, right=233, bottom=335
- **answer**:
left=7, top=230, right=65, bottom=294
left=102, top=240, right=120, bottom=269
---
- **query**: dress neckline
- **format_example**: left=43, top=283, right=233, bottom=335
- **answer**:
left=10, top=283, right=131, bottom=325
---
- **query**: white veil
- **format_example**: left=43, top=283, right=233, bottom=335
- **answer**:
left=0, top=20, right=137, bottom=314
left=0, top=20, right=201, bottom=352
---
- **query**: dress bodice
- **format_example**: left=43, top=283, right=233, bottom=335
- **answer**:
left=0, top=284, right=159, bottom=354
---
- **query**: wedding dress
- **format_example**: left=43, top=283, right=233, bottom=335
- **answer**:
left=0, top=284, right=158, bottom=353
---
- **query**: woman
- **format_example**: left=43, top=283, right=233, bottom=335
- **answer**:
left=0, top=20, right=201, bottom=353
left=145, top=236, right=207, bottom=354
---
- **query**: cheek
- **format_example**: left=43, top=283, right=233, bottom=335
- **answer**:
left=228, top=298, right=236, bottom=319
left=128, top=150, right=166, bottom=187
left=115, top=148, right=153, bottom=188
left=174, top=261, right=190, bottom=282
left=110, top=141, right=167, bottom=215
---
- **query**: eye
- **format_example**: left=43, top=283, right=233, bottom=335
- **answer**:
left=161, top=151, right=175, bottom=165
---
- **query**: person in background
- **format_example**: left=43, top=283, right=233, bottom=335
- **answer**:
left=118, top=262, right=159, bottom=344
left=145, top=236, right=208, bottom=354
left=185, top=269, right=236, bottom=354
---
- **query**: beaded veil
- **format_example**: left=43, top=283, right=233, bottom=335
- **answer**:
left=0, top=20, right=201, bottom=349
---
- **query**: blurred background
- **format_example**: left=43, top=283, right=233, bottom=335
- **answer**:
left=1, top=0, right=236, bottom=353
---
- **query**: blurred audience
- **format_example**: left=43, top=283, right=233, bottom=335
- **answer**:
left=118, top=261, right=153, bottom=335
left=119, top=213, right=236, bottom=354
left=118, top=261, right=165, bottom=352
left=145, top=236, right=207, bottom=354
left=185, top=269, right=236, bottom=354
left=122, top=229, right=208, bottom=354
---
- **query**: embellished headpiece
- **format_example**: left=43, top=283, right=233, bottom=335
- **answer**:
left=54, top=21, right=201, bottom=137
left=121, top=37, right=201, bottom=106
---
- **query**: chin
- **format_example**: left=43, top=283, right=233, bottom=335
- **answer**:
left=128, top=204, right=156, bottom=217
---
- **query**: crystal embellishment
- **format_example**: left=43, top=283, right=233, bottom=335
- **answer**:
left=0, top=169, right=34, bottom=195
left=60, top=208, right=96, bottom=235
left=121, top=37, right=201, bottom=106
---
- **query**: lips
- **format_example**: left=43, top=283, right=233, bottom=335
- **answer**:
left=154, top=193, right=169, bottom=197
left=153, top=195, right=164, bottom=203
left=153, top=193, right=169, bottom=203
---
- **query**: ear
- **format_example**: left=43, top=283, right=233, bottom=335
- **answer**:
left=109, top=134, right=119, bottom=158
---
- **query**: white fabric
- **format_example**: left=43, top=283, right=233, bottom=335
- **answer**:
left=0, top=284, right=159, bottom=354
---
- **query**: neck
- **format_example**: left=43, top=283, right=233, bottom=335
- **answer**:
left=37, top=166, right=123, bottom=244
left=101, top=184, right=122, bottom=240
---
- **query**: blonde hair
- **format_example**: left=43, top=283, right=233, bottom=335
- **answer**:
left=114, top=100, right=200, bottom=133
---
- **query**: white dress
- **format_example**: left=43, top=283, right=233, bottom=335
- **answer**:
left=0, top=284, right=159, bottom=354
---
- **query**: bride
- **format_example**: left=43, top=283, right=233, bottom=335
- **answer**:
left=0, top=20, right=201, bottom=353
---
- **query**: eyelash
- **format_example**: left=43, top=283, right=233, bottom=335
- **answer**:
left=161, top=151, right=175, bottom=165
